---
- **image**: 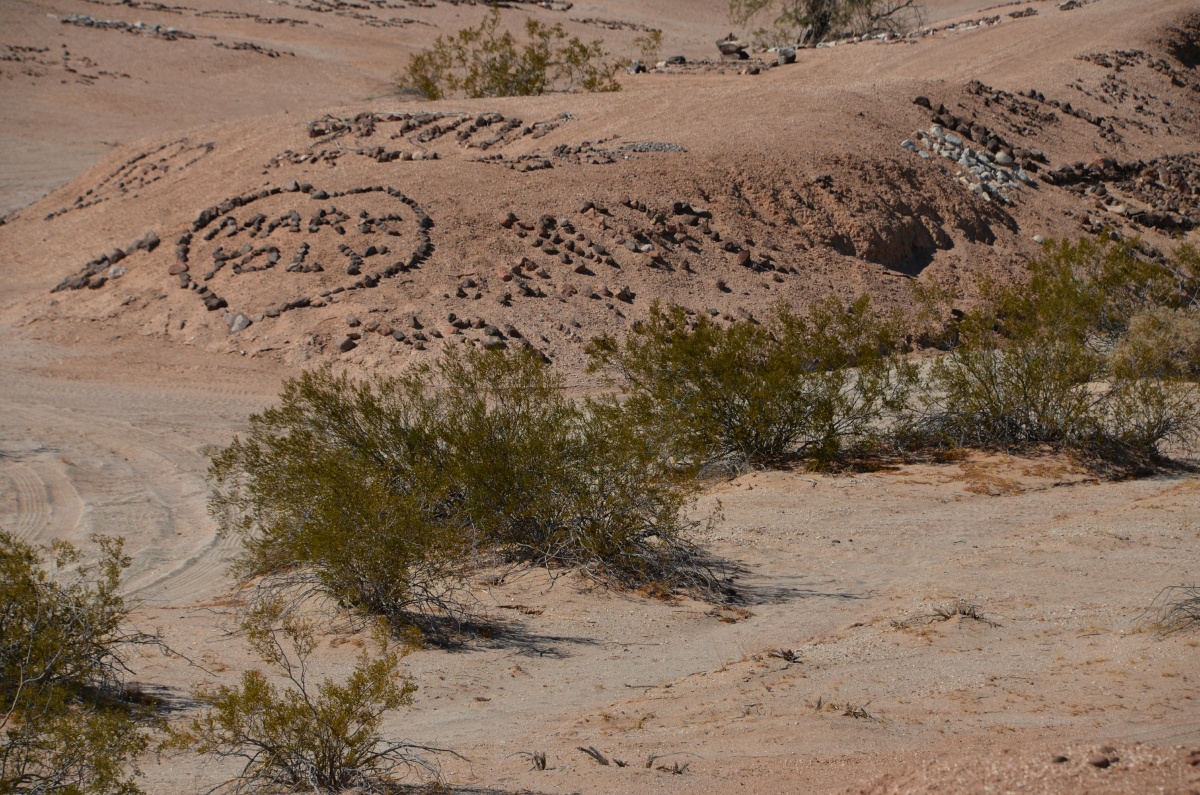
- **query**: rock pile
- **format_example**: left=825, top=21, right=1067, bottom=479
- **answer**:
left=904, top=125, right=1038, bottom=204
left=716, top=34, right=749, bottom=60
left=45, top=138, right=214, bottom=221
left=52, top=231, right=160, bottom=291
left=59, top=14, right=196, bottom=40
left=1040, top=153, right=1200, bottom=231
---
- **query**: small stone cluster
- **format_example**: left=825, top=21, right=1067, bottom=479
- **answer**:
left=903, top=125, right=1038, bottom=205
left=569, top=17, right=659, bottom=33
left=45, top=138, right=214, bottom=221
left=52, top=231, right=159, bottom=291
left=59, top=14, right=196, bottom=40
left=213, top=41, right=293, bottom=58
left=1041, top=154, right=1200, bottom=231
left=472, top=138, right=687, bottom=172
left=496, top=209, right=635, bottom=307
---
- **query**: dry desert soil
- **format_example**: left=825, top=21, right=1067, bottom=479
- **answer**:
left=2, top=0, right=1200, bottom=792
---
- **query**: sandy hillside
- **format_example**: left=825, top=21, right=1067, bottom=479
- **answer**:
left=1, top=0, right=1199, bottom=792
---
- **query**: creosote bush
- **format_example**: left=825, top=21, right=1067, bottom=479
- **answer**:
left=1, top=530, right=163, bottom=795
left=923, top=236, right=1200, bottom=464
left=405, top=7, right=622, bottom=100
left=165, top=601, right=440, bottom=795
left=586, top=297, right=918, bottom=469
left=209, top=346, right=717, bottom=632
left=212, top=237, right=1198, bottom=638
left=209, top=364, right=472, bottom=629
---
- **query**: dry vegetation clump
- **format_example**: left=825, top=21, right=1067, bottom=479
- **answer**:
left=730, top=0, right=924, bottom=48
left=587, top=237, right=1200, bottom=472
left=0, top=530, right=166, bottom=795
left=1144, top=585, right=1200, bottom=635
left=405, top=7, right=623, bottom=100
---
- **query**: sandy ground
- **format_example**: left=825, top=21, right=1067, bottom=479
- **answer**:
left=1, top=0, right=1199, bottom=792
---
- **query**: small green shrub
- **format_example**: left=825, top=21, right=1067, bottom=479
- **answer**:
left=405, top=7, right=622, bottom=100
left=167, top=601, right=439, bottom=795
left=587, top=297, right=917, bottom=469
left=1, top=531, right=163, bottom=795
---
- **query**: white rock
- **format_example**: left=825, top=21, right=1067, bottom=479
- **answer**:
left=995, top=151, right=1014, bottom=166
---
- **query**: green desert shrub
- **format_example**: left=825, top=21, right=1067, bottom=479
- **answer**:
left=434, top=346, right=712, bottom=591
left=208, top=365, right=471, bottom=628
left=166, top=601, right=439, bottom=795
left=209, top=346, right=718, bottom=630
left=1, top=531, right=163, bottom=795
left=587, top=297, right=918, bottom=469
left=405, top=7, right=622, bottom=100
left=924, top=236, right=1200, bottom=462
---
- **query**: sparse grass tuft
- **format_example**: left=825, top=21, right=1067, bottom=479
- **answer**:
left=1145, top=585, right=1200, bottom=635
left=893, top=600, right=1000, bottom=630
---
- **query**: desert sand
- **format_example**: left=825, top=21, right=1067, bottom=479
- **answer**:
left=1, top=0, right=1198, bottom=792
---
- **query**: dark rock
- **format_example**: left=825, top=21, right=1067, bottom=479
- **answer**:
left=346, top=315, right=361, bottom=328
left=136, top=231, right=160, bottom=251
left=335, top=335, right=357, bottom=353
left=716, top=34, right=749, bottom=58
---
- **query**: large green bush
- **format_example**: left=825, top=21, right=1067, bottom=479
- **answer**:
left=209, top=366, right=470, bottom=628
left=1, top=531, right=161, bottom=795
left=924, top=237, right=1200, bottom=462
left=209, top=346, right=717, bottom=631
left=587, top=298, right=918, bottom=469
left=434, top=346, right=711, bottom=590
